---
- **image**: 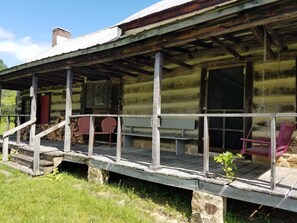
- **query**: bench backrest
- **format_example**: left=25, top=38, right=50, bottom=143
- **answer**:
left=122, top=117, right=197, bottom=135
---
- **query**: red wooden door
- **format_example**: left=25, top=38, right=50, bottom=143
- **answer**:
left=40, top=95, right=50, bottom=124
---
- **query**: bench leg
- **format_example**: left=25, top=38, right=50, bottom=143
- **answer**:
left=124, top=135, right=133, bottom=149
left=176, top=139, right=185, bottom=155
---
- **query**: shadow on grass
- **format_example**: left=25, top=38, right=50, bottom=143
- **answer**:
left=109, top=172, right=193, bottom=218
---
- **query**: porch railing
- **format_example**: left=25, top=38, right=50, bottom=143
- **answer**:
left=2, top=118, right=36, bottom=162
left=33, top=120, right=66, bottom=174
left=70, top=112, right=295, bottom=190
left=0, top=114, right=30, bottom=144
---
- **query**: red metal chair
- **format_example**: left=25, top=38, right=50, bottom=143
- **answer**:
left=94, top=117, right=117, bottom=146
left=74, top=117, right=117, bottom=146
left=240, top=121, right=295, bottom=157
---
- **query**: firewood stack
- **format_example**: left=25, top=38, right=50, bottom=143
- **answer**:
left=40, top=116, right=65, bottom=141
left=20, top=126, right=30, bottom=141
left=20, top=116, right=84, bottom=144
left=71, top=118, right=84, bottom=144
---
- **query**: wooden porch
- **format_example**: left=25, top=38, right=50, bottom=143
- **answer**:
left=2, top=136, right=297, bottom=213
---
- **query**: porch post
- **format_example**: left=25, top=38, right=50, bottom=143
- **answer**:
left=270, top=115, right=276, bottom=190
left=29, top=74, right=38, bottom=146
left=151, top=51, right=163, bottom=170
left=64, top=68, right=73, bottom=152
left=203, top=116, right=210, bottom=176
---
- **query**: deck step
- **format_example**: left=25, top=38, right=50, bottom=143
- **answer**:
left=2, top=161, right=44, bottom=176
left=10, top=153, right=54, bottom=168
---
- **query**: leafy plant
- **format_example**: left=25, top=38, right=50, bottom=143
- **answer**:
left=45, top=168, right=63, bottom=181
left=214, top=152, right=242, bottom=179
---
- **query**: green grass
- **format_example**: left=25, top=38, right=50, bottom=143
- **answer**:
left=1, top=163, right=296, bottom=223
left=0, top=164, right=189, bottom=223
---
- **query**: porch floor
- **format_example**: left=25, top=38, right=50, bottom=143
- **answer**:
left=2, top=137, right=297, bottom=213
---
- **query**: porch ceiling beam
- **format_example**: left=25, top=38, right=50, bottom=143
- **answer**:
left=162, top=51, right=192, bottom=69
left=72, top=67, right=115, bottom=80
left=210, top=37, right=243, bottom=60
left=111, top=61, right=154, bottom=76
left=222, top=34, right=241, bottom=44
left=117, top=60, right=154, bottom=75
left=250, top=26, right=275, bottom=58
left=124, top=58, right=172, bottom=73
left=164, top=6, right=297, bottom=48
left=165, top=46, right=194, bottom=58
left=97, top=64, right=137, bottom=77
left=190, top=39, right=214, bottom=48
left=265, top=25, right=285, bottom=50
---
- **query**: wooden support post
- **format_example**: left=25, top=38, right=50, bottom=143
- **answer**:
left=16, top=115, right=21, bottom=144
left=270, top=115, right=276, bottom=190
left=203, top=116, right=209, bottom=176
left=33, top=136, right=41, bottom=174
left=2, top=136, right=9, bottom=162
left=64, top=69, right=73, bottom=152
left=116, top=116, right=122, bottom=162
left=151, top=51, right=163, bottom=170
left=29, top=75, right=37, bottom=146
left=88, top=116, right=95, bottom=156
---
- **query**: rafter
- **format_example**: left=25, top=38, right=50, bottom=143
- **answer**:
left=112, top=61, right=154, bottom=76
left=210, top=37, right=243, bottom=60
left=265, top=25, right=285, bottom=50
left=96, top=64, right=137, bottom=77
left=190, top=39, right=214, bottom=48
left=250, top=26, right=275, bottom=58
left=162, top=51, right=192, bottom=69
left=222, top=34, right=241, bottom=44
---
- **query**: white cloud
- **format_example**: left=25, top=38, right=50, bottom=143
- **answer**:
left=0, top=27, right=50, bottom=65
left=0, top=27, right=15, bottom=40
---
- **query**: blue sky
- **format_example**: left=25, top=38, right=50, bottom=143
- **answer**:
left=0, top=0, right=160, bottom=67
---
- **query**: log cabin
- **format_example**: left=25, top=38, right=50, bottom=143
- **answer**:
left=1, top=0, right=297, bottom=221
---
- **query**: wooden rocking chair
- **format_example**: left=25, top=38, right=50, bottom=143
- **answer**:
left=240, top=121, right=295, bottom=157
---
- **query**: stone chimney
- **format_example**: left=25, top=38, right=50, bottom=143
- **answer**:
left=52, top=27, right=71, bottom=47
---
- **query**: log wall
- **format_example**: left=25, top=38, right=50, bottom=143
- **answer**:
left=123, top=66, right=201, bottom=154
left=252, top=57, right=296, bottom=137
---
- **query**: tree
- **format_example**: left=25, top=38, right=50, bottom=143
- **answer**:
left=0, top=59, right=7, bottom=71
left=0, top=59, right=16, bottom=115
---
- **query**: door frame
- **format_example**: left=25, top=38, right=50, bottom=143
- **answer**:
left=198, top=62, right=253, bottom=153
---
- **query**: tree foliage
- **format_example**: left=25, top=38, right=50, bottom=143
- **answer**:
left=0, top=59, right=17, bottom=115
left=0, top=59, right=7, bottom=71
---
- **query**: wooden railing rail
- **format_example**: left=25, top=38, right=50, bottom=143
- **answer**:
left=67, top=112, right=297, bottom=190
left=33, top=120, right=66, bottom=174
left=161, top=112, right=297, bottom=190
left=2, top=118, right=36, bottom=162
left=1, top=114, right=30, bottom=144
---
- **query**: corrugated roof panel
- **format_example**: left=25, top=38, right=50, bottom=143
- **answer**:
left=118, top=0, right=193, bottom=25
left=28, top=27, right=122, bottom=62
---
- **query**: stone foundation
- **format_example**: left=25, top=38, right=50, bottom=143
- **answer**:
left=191, top=190, right=226, bottom=223
left=88, top=166, right=109, bottom=185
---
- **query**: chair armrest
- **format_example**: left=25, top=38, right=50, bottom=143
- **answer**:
left=240, top=138, right=271, bottom=145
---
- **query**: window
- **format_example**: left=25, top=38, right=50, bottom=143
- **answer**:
left=86, top=80, right=111, bottom=108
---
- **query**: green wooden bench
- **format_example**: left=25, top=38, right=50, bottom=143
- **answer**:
left=122, top=117, right=197, bottom=155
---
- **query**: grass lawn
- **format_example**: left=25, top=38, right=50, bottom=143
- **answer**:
left=0, top=163, right=190, bottom=223
left=1, top=160, right=296, bottom=222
